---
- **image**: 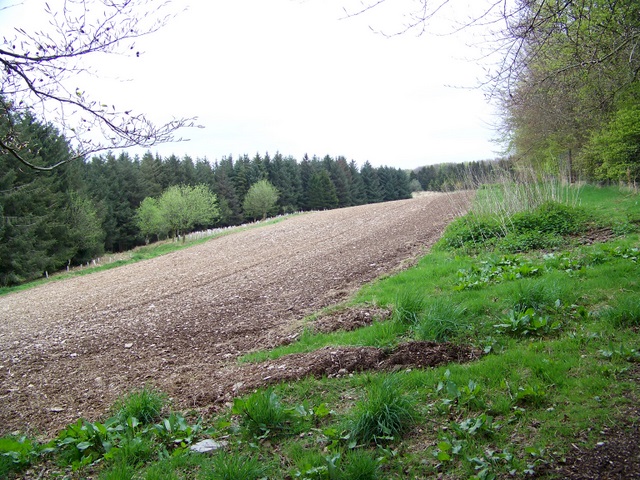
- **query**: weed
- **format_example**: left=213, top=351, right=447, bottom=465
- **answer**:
left=454, top=255, right=541, bottom=291
left=433, top=437, right=465, bottom=463
left=0, top=435, right=39, bottom=477
left=494, top=308, right=561, bottom=337
left=340, top=449, right=380, bottom=480
left=601, top=296, right=640, bottom=328
left=55, top=418, right=121, bottom=468
left=349, top=375, right=418, bottom=444
left=435, top=370, right=486, bottom=411
left=451, top=413, right=498, bottom=438
left=98, top=461, right=136, bottom=480
left=104, top=433, right=154, bottom=467
left=468, top=448, right=514, bottom=480
left=599, top=342, right=640, bottom=362
left=151, top=412, right=204, bottom=452
left=514, top=384, right=548, bottom=407
left=510, top=280, right=564, bottom=314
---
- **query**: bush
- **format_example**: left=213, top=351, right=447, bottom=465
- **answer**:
left=511, top=202, right=587, bottom=236
left=497, top=231, right=563, bottom=253
left=435, top=215, right=503, bottom=250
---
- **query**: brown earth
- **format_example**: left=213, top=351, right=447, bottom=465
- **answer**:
left=0, top=192, right=473, bottom=438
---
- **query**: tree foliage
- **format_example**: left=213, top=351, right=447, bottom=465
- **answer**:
left=242, top=180, right=280, bottom=220
left=156, top=184, right=220, bottom=239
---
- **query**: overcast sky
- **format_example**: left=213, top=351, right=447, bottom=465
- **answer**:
left=1, top=0, right=502, bottom=169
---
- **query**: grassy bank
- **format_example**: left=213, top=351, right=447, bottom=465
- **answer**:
left=2, top=185, right=639, bottom=479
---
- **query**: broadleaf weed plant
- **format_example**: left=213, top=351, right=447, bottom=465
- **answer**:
left=494, top=308, right=561, bottom=337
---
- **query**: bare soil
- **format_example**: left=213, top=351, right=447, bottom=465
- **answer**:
left=0, top=192, right=472, bottom=437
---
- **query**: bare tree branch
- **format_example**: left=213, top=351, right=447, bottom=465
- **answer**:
left=0, top=0, right=197, bottom=171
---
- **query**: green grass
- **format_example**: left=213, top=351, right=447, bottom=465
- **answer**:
left=2, top=185, right=639, bottom=479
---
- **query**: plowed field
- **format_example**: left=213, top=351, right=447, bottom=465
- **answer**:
left=0, top=192, right=472, bottom=437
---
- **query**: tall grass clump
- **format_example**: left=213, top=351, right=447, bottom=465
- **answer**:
left=111, top=386, right=166, bottom=424
left=413, top=298, right=468, bottom=342
left=438, top=166, right=586, bottom=253
left=601, top=295, right=640, bottom=328
left=470, top=167, right=582, bottom=219
left=437, top=168, right=588, bottom=252
left=232, top=388, right=296, bottom=437
left=349, top=375, right=418, bottom=444
left=393, top=290, right=428, bottom=326
left=204, top=451, right=268, bottom=480
left=509, top=279, right=566, bottom=314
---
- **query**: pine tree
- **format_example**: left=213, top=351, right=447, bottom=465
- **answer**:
left=307, top=170, right=338, bottom=210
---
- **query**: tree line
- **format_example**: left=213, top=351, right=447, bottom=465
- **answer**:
left=409, top=158, right=515, bottom=192
left=497, top=1, right=640, bottom=185
left=0, top=112, right=412, bottom=286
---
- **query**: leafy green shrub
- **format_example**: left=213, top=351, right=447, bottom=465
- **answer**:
left=511, top=202, right=587, bottom=236
left=454, top=255, right=541, bottom=291
left=232, top=388, right=296, bottom=437
left=55, top=418, right=120, bottom=468
left=496, top=231, right=563, bottom=253
left=349, top=375, right=418, bottom=444
left=151, top=412, right=203, bottom=451
left=435, top=215, right=503, bottom=250
left=413, top=299, right=467, bottom=342
left=112, top=386, right=166, bottom=425
left=0, top=435, right=39, bottom=477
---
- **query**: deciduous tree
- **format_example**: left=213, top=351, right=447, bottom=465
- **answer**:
left=242, top=179, right=280, bottom=220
